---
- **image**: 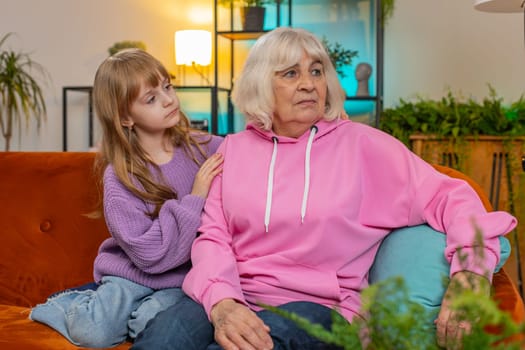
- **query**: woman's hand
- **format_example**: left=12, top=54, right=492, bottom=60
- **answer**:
left=210, top=299, right=273, bottom=350
left=191, top=153, right=223, bottom=198
left=435, top=271, right=490, bottom=350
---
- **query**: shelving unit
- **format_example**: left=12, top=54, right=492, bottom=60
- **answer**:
left=205, top=0, right=384, bottom=134
left=209, top=0, right=292, bottom=134
left=174, top=85, right=231, bottom=134
left=302, top=0, right=382, bottom=128
left=60, top=2, right=385, bottom=150
left=347, top=0, right=384, bottom=128
left=62, top=86, right=94, bottom=151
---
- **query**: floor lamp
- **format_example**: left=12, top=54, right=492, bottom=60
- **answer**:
left=174, top=30, right=212, bottom=86
left=474, top=0, right=525, bottom=44
left=474, top=0, right=525, bottom=298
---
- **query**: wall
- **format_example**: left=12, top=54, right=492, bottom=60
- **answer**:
left=1, top=0, right=524, bottom=151
left=0, top=0, right=211, bottom=151
left=384, top=0, right=525, bottom=106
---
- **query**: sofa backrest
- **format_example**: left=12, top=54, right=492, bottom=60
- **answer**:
left=432, top=164, right=493, bottom=211
left=0, top=152, right=110, bottom=307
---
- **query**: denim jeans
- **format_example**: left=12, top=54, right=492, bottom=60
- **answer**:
left=132, top=295, right=345, bottom=350
left=30, top=276, right=184, bottom=348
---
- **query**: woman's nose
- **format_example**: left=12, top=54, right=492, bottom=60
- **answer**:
left=298, top=74, right=314, bottom=90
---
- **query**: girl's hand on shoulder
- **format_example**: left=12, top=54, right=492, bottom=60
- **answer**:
left=191, top=153, right=223, bottom=198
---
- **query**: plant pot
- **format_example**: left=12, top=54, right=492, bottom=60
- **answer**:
left=240, top=6, right=265, bottom=32
left=410, top=134, right=525, bottom=294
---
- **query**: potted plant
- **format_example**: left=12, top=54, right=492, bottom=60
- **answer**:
left=382, top=0, right=396, bottom=27
left=218, top=0, right=277, bottom=31
left=321, top=37, right=359, bottom=79
left=0, top=33, right=49, bottom=151
left=108, top=40, right=147, bottom=56
left=379, top=86, right=525, bottom=289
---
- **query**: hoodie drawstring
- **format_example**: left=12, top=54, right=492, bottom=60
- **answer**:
left=301, top=126, right=318, bottom=223
left=264, top=126, right=318, bottom=233
left=265, top=136, right=278, bottom=233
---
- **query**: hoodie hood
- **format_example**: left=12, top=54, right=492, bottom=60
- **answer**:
left=246, top=118, right=341, bottom=144
left=246, top=118, right=343, bottom=232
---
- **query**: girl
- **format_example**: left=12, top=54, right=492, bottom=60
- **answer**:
left=30, top=49, right=223, bottom=348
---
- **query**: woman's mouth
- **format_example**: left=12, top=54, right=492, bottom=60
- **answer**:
left=296, top=99, right=317, bottom=106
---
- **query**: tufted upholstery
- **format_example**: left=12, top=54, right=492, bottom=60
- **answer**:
left=0, top=152, right=522, bottom=349
left=0, top=152, right=129, bottom=349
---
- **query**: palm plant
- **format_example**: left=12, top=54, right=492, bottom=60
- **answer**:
left=382, top=0, right=396, bottom=26
left=0, top=33, right=49, bottom=151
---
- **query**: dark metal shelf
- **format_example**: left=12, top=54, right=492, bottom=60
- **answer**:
left=212, top=0, right=293, bottom=134
left=217, top=31, right=267, bottom=40
left=62, top=86, right=93, bottom=151
left=346, top=96, right=379, bottom=101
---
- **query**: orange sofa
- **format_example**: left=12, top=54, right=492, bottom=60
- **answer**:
left=0, top=152, right=523, bottom=349
left=0, top=152, right=130, bottom=350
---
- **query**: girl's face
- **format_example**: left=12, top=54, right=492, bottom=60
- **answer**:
left=124, top=76, right=180, bottom=136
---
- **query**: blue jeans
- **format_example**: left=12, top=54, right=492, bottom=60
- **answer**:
left=132, top=295, right=345, bottom=350
left=30, top=276, right=184, bottom=348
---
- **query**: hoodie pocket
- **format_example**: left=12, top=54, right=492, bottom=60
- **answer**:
left=237, top=254, right=342, bottom=302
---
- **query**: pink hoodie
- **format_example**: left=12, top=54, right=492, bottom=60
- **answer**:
left=182, top=118, right=517, bottom=322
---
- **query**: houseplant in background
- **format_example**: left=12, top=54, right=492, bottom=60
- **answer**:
left=218, top=0, right=277, bottom=31
left=379, top=86, right=525, bottom=295
left=0, top=32, right=49, bottom=152
left=108, top=40, right=147, bottom=56
left=381, top=0, right=396, bottom=26
left=321, top=37, right=359, bottom=79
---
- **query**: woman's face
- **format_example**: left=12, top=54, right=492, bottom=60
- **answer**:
left=271, top=52, right=327, bottom=138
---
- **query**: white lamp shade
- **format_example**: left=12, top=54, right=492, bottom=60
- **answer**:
left=175, top=30, right=212, bottom=66
left=474, top=0, right=524, bottom=13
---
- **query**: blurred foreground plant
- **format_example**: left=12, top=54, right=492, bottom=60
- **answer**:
left=264, top=228, right=525, bottom=349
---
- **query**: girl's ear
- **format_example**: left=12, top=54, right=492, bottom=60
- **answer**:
left=121, top=117, right=134, bottom=128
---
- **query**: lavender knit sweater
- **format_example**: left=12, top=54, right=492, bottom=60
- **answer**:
left=93, top=135, right=223, bottom=289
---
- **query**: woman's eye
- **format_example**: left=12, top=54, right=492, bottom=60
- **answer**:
left=283, top=70, right=297, bottom=78
left=147, top=96, right=155, bottom=104
left=164, top=83, right=173, bottom=90
left=311, top=68, right=323, bottom=76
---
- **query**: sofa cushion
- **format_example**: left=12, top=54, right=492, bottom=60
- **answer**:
left=0, top=152, right=110, bottom=307
left=0, top=304, right=130, bottom=349
left=369, top=224, right=511, bottom=316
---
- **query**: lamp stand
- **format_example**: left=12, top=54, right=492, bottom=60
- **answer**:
left=176, top=63, right=211, bottom=86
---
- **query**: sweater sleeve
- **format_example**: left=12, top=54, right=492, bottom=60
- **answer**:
left=182, top=138, right=247, bottom=318
left=103, top=167, right=205, bottom=274
left=357, top=129, right=517, bottom=280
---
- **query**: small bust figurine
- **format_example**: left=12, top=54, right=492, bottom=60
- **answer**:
left=355, top=62, right=372, bottom=97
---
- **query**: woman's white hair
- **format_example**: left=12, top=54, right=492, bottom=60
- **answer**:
left=231, top=27, right=346, bottom=130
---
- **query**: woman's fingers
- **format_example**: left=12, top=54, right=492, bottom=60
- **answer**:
left=211, top=300, right=273, bottom=350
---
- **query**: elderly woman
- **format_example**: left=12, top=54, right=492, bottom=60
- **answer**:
left=132, top=27, right=516, bottom=350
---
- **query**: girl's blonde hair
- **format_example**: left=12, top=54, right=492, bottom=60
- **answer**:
left=93, top=48, right=209, bottom=218
left=231, top=27, right=346, bottom=130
